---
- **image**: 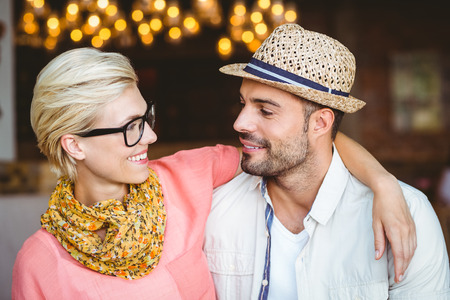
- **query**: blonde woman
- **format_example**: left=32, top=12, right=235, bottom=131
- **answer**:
left=12, top=48, right=414, bottom=299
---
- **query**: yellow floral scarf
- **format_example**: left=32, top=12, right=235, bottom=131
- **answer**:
left=41, top=168, right=166, bottom=280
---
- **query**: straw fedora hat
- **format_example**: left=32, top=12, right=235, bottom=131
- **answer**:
left=220, top=23, right=366, bottom=113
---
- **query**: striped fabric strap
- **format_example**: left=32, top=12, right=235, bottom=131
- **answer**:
left=243, top=58, right=350, bottom=97
left=258, top=179, right=274, bottom=300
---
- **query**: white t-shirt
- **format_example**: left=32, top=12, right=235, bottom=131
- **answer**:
left=268, top=216, right=309, bottom=299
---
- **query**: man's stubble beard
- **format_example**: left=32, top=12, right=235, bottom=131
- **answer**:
left=240, top=131, right=311, bottom=178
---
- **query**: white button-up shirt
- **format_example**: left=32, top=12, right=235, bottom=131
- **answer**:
left=204, top=147, right=450, bottom=299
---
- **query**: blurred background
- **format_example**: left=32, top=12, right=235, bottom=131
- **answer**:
left=0, top=0, right=449, bottom=298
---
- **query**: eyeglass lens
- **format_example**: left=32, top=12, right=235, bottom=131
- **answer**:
left=125, top=103, right=155, bottom=146
left=147, top=103, right=155, bottom=130
left=125, top=118, right=144, bottom=146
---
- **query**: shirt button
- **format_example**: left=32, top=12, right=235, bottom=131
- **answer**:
left=229, top=265, right=235, bottom=271
left=262, top=279, right=268, bottom=286
left=265, top=230, right=270, bottom=237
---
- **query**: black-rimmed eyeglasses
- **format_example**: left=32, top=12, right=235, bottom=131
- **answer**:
left=78, top=101, right=155, bottom=147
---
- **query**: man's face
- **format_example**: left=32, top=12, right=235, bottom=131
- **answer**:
left=234, top=79, right=311, bottom=177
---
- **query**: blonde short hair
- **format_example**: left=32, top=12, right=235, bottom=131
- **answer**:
left=30, top=47, right=138, bottom=180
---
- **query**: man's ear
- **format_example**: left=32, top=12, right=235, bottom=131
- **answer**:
left=312, top=108, right=334, bottom=137
left=60, top=134, right=86, bottom=161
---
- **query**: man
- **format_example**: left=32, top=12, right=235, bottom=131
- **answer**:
left=204, top=24, right=449, bottom=299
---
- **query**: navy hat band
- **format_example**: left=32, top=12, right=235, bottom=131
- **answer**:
left=243, top=58, right=350, bottom=97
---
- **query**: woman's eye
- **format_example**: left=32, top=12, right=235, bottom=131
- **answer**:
left=126, top=121, right=138, bottom=131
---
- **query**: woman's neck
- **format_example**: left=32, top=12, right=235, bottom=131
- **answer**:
left=73, top=175, right=129, bottom=207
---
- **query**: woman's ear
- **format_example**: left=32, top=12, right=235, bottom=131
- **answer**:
left=312, top=108, right=335, bottom=137
left=60, top=134, right=85, bottom=161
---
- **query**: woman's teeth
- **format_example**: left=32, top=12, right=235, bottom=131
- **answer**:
left=128, top=153, right=147, bottom=161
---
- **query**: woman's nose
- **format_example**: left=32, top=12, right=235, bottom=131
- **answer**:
left=140, top=121, right=157, bottom=145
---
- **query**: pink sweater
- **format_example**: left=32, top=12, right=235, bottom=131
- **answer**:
left=12, top=145, right=239, bottom=300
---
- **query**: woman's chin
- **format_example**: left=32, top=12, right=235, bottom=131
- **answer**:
left=124, top=168, right=150, bottom=185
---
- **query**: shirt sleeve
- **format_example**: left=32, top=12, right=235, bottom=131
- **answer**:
left=148, top=144, right=240, bottom=225
left=212, top=144, right=240, bottom=187
left=388, top=183, right=450, bottom=299
left=149, top=144, right=240, bottom=189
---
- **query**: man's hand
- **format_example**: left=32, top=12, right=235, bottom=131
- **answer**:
left=372, top=174, right=417, bottom=283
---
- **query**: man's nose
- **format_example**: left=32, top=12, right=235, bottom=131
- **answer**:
left=233, top=107, right=257, bottom=133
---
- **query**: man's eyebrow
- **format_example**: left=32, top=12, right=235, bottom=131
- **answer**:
left=239, top=93, right=281, bottom=108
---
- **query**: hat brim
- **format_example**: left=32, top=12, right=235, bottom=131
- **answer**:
left=220, top=63, right=366, bottom=113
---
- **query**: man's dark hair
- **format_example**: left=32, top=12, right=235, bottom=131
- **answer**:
left=301, top=98, right=344, bottom=140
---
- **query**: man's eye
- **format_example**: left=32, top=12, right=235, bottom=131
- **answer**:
left=260, top=109, right=273, bottom=116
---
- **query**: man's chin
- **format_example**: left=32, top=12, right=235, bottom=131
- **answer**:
left=241, top=161, right=268, bottom=177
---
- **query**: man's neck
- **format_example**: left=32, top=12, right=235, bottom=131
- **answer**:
left=266, top=148, right=332, bottom=234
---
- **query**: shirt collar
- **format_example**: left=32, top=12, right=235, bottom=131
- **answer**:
left=247, top=144, right=349, bottom=225
left=308, top=144, right=350, bottom=225
left=249, top=174, right=263, bottom=191
left=246, top=175, right=274, bottom=207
